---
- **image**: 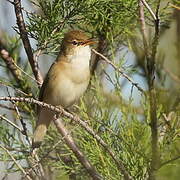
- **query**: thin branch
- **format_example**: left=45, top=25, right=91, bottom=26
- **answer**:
left=159, top=155, right=180, bottom=169
left=12, top=102, right=31, bottom=143
left=0, top=81, right=29, bottom=96
left=147, top=1, right=161, bottom=179
left=0, top=103, right=24, bottom=112
left=164, top=67, right=180, bottom=84
left=28, top=125, right=81, bottom=176
left=91, top=34, right=107, bottom=75
left=169, top=3, right=180, bottom=10
left=2, top=146, right=28, bottom=153
left=0, top=144, right=32, bottom=180
left=0, top=96, right=132, bottom=180
left=140, top=0, right=157, bottom=21
left=27, top=140, right=63, bottom=177
left=30, top=120, right=82, bottom=178
left=53, top=116, right=102, bottom=180
left=30, top=150, right=45, bottom=178
left=162, top=112, right=173, bottom=129
left=13, top=63, right=39, bottom=84
left=0, top=42, right=22, bottom=83
left=139, top=1, right=147, bottom=38
left=13, top=104, right=45, bottom=178
left=139, top=0, right=149, bottom=59
left=0, top=89, right=44, bottom=177
left=6, top=0, right=14, bottom=5
left=92, top=49, right=145, bottom=95
left=13, top=0, right=43, bottom=87
left=0, top=115, right=22, bottom=132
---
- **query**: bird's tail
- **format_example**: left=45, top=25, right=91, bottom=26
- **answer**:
left=32, top=108, right=53, bottom=148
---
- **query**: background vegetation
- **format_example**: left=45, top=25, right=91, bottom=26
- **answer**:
left=0, top=0, right=179, bottom=179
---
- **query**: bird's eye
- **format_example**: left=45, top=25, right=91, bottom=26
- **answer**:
left=72, top=40, right=78, bottom=45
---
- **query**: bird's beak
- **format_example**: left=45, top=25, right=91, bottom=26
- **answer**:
left=82, top=39, right=97, bottom=46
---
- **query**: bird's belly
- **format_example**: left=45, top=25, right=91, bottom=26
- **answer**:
left=51, top=78, right=89, bottom=108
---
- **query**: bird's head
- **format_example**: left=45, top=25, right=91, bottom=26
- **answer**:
left=61, top=30, right=96, bottom=57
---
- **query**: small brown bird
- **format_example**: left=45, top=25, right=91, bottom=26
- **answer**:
left=33, top=30, right=95, bottom=148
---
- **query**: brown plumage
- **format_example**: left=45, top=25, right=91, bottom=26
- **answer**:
left=32, top=30, right=94, bottom=148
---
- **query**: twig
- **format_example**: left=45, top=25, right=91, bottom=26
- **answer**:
left=27, top=124, right=80, bottom=176
left=13, top=63, right=39, bottom=84
left=138, top=1, right=161, bottom=179
left=159, top=155, right=180, bottom=169
left=92, top=49, right=145, bottom=95
left=0, top=103, right=24, bottom=112
left=139, top=0, right=149, bottom=59
left=13, top=0, right=43, bottom=87
left=140, top=0, right=157, bottom=21
left=91, top=34, right=107, bottom=75
left=29, top=121, right=82, bottom=178
left=0, top=96, right=132, bottom=180
left=53, top=116, right=102, bottom=180
left=30, top=150, right=45, bottom=178
left=2, top=146, right=28, bottom=153
left=0, top=42, right=22, bottom=83
left=12, top=102, right=45, bottom=177
left=0, top=115, right=22, bottom=132
left=0, top=144, right=32, bottom=180
left=162, top=112, right=173, bottom=129
left=164, top=67, right=180, bottom=84
left=1, top=87, right=44, bottom=177
left=6, top=0, right=14, bottom=4
left=12, top=102, right=31, bottom=144
left=169, top=3, right=180, bottom=10
left=147, top=1, right=161, bottom=179
left=26, top=140, right=62, bottom=177
left=0, top=81, right=29, bottom=96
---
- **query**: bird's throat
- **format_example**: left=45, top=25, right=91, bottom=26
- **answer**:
left=66, top=45, right=91, bottom=68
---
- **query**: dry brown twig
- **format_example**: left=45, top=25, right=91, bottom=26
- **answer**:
left=0, top=42, right=22, bottom=83
left=140, top=0, right=157, bottom=21
left=92, top=49, right=145, bottom=95
left=0, top=115, right=22, bottom=132
left=28, top=119, right=83, bottom=179
left=53, top=116, right=102, bottom=180
left=0, top=50, right=38, bottom=87
left=13, top=0, right=43, bottom=87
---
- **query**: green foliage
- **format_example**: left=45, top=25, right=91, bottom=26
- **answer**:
left=75, top=81, right=151, bottom=179
left=0, top=0, right=179, bottom=179
left=28, top=0, right=139, bottom=53
left=80, top=0, right=138, bottom=39
left=172, top=0, right=180, bottom=6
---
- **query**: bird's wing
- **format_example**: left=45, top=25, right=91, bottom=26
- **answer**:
left=33, top=62, right=56, bottom=148
left=37, top=62, right=57, bottom=112
left=38, top=61, right=59, bottom=101
left=39, top=73, right=49, bottom=101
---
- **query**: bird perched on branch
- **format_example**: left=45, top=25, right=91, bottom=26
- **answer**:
left=32, top=30, right=95, bottom=148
